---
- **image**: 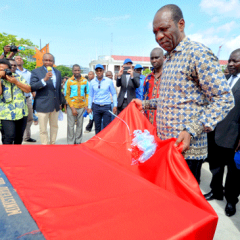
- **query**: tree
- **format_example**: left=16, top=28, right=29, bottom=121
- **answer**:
left=23, top=60, right=36, bottom=72
left=142, top=68, right=151, bottom=76
left=55, top=65, right=72, bottom=78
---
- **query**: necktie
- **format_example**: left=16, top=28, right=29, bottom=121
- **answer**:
left=229, top=75, right=236, bottom=88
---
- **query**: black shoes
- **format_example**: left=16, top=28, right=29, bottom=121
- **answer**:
left=204, top=191, right=223, bottom=201
left=225, top=203, right=236, bottom=217
left=25, top=138, right=37, bottom=142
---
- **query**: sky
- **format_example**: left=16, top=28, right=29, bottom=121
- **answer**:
left=0, top=0, right=239, bottom=68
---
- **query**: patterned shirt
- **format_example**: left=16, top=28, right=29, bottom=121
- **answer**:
left=0, top=73, right=28, bottom=120
left=143, top=70, right=162, bottom=128
left=65, top=76, right=89, bottom=108
left=145, top=37, right=234, bottom=160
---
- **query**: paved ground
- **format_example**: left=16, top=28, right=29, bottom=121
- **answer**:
left=2, top=113, right=240, bottom=239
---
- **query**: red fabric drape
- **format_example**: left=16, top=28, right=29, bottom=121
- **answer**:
left=0, top=103, right=218, bottom=239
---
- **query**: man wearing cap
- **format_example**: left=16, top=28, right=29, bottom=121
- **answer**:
left=134, top=64, right=145, bottom=100
left=87, top=64, right=117, bottom=134
left=117, top=58, right=140, bottom=114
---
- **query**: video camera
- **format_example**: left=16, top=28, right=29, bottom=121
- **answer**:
left=9, top=44, right=25, bottom=53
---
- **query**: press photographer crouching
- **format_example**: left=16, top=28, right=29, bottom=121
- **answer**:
left=0, top=59, right=31, bottom=144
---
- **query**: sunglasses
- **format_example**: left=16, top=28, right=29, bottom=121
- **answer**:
left=11, top=65, right=17, bottom=67
left=98, top=82, right=101, bottom=89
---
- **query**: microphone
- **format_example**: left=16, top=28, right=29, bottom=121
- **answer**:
left=47, top=66, right=52, bottom=81
left=47, top=66, right=52, bottom=72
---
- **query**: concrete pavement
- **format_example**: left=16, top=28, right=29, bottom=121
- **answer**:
left=2, top=113, right=240, bottom=239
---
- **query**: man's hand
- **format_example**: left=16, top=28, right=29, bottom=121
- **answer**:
left=174, top=131, right=192, bottom=153
left=84, top=106, right=88, bottom=111
left=71, top=107, right=78, bottom=116
left=87, top=108, right=92, bottom=114
left=44, top=72, right=53, bottom=82
left=0, top=70, right=6, bottom=78
left=3, top=45, right=11, bottom=55
left=112, top=106, right=117, bottom=114
left=131, top=98, right=143, bottom=111
left=5, top=75, right=18, bottom=84
left=235, top=140, right=240, bottom=152
left=128, top=68, right=134, bottom=78
left=118, top=66, right=124, bottom=77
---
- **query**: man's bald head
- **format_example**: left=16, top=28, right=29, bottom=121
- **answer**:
left=88, top=71, right=95, bottom=81
left=151, top=48, right=164, bottom=57
left=106, top=71, right=113, bottom=79
left=156, top=4, right=183, bottom=25
left=150, top=48, right=164, bottom=70
left=228, top=48, right=240, bottom=75
left=42, top=53, right=54, bottom=67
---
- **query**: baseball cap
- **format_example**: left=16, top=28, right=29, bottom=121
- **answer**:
left=95, top=64, right=104, bottom=70
left=134, top=64, right=143, bottom=69
left=123, top=58, right=133, bottom=64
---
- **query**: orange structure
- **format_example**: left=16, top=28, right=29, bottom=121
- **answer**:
left=33, top=44, right=55, bottom=68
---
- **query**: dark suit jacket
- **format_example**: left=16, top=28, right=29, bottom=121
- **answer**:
left=117, top=72, right=140, bottom=107
left=215, top=74, right=240, bottom=149
left=30, top=66, right=62, bottom=113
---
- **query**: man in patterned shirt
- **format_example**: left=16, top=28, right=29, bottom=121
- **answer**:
left=65, top=64, right=89, bottom=144
left=143, top=48, right=164, bottom=128
left=133, top=4, right=234, bottom=183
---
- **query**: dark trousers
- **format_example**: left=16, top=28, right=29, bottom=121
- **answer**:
left=117, top=98, right=128, bottom=115
left=186, top=159, right=203, bottom=184
left=1, top=117, right=28, bottom=144
left=86, top=119, right=94, bottom=131
left=207, top=131, right=239, bottom=204
left=92, top=103, right=111, bottom=134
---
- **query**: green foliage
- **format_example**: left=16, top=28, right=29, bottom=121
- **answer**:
left=142, top=68, right=151, bottom=76
left=55, top=65, right=72, bottom=78
left=23, top=60, right=36, bottom=72
left=0, top=32, right=37, bottom=58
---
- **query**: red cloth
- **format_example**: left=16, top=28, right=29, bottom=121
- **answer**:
left=0, top=103, right=218, bottom=240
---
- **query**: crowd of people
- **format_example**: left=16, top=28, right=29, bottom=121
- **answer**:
left=0, top=4, right=239, bottom=218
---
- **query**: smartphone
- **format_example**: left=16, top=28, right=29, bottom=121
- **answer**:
left=123, top=66, right=131, bottom=74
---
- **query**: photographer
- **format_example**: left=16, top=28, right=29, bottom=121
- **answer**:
left=0, top=45, right=19, bottom=59
left=0, top=59, right=31, bottom=144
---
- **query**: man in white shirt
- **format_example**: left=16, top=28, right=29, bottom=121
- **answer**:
left=15, top=56, right=36, bottom=142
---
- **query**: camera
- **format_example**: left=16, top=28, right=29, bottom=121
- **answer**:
left=4, top=69, right=12, bottom=76
left=123, top=66, right=131, bottom=75
left=10, top=44, right=18, bottom=53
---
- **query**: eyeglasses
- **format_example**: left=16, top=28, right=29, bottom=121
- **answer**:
left=11, top=65, right=17, bottom=67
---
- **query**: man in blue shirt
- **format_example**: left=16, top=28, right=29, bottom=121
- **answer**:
left=87, top=64, right=117, bottom=134
left=134, top=64, right=145, bottom=100
left=15, top=55, right=36, bottom=143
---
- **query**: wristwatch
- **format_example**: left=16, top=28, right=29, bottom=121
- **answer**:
left=183, top=128, right=194, bottom=139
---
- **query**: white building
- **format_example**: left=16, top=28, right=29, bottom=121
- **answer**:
left=89, top=55, right=228, bottom=77
left=89, top=55, right=152, bottom=77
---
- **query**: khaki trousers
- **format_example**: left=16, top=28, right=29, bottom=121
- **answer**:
left=37, top=110, right=59, bottom=145
left=67, top=106, right=85, bottom=144
left=23, top=97, right=33, bottom=140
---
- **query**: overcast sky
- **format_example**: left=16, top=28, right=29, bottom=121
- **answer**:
left=1, top=0, right=239, bottom=67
